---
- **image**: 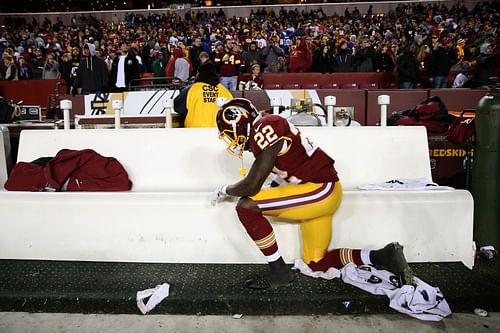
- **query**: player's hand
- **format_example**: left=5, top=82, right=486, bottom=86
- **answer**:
left=211, top=185, right=228, bottom=206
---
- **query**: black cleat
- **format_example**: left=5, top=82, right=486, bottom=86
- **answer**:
left=244, top=271, right=294, bottom=290
left=371, top=242, right=415, bottom=287
left=244, top=258, right=294, bottom=290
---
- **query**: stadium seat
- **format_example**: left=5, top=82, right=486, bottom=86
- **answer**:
left=263, top=83, right=281, bottom=89
left=320, top=83, right=339, bottom=89
left=359, top=83, right=379, bottom=89
left=381, top=83, right=397, bottom=89
left=340, top=83, right=359, bottom=89
left=302, top=83, right=321, bottom=89
left=282, top=83, right=302, bottom=89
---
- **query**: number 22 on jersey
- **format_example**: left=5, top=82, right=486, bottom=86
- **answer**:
left=254, top=125, right=278, bottom=150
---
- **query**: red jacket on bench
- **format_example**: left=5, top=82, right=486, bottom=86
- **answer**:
left=5, top=149, right=132, bottom=192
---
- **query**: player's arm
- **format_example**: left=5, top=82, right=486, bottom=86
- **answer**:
left=226, top=139, right=283, bottom=197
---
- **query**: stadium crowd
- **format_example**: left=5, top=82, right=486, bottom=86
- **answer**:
left=0, top=1, right=499, bottom=91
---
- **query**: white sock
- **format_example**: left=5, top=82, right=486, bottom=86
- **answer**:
left=360, top=250, right=372, bottom=265
left=265, top=250, right=282, bottom=263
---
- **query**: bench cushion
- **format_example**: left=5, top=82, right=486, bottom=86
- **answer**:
left=0, top=190, right=473, bottom=268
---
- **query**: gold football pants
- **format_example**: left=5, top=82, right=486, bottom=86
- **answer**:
left=251, top=181, right=342, bottom=263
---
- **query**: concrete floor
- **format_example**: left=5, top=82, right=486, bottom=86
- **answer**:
left=0, top=312, right=499, bottom=333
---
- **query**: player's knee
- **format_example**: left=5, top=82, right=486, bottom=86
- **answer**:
left=236, top=197, right=260, bottom=212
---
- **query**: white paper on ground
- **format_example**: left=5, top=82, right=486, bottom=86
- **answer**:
left=136, top=283, right=170, bottom=315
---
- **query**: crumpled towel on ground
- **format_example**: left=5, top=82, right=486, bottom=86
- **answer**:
left=292, top=259, right=341, bottom=280
left=136, top=283, right=170, bottom=315
left=359, top=178, right=454, bottom=190
left=293, top=260, right=451, bottom=321
left=341, top=264, right=452, bottom=321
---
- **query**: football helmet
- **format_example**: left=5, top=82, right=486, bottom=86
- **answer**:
left=216, top=98, right=259, bottom=158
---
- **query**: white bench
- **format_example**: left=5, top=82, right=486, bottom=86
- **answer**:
left=0, top=127, right=474, bottom=268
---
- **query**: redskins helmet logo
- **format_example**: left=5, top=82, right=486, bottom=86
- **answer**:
left=222, top=106, right=248, bottom=125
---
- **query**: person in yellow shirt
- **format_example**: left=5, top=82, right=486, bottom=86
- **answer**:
left=173, top=61, right=233, bottom=128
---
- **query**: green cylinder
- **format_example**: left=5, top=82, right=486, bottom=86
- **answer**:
left=471, top=87, right=500, bottom=248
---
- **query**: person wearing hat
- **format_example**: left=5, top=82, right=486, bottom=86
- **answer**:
left=72, top=44, right=109, bottom=94
left=244, top=41, right=262, bottom=72
left=173, top=60, right=232, bottom=128
left=333, top=38, right=354, bottom=72
left=455, top=39, right=466, bottom=64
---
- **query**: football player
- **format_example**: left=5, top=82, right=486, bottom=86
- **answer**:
left=212, top=98, right=413, bottom=289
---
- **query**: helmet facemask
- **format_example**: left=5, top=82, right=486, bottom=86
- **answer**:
left=219, top=121, right=249, bottom=159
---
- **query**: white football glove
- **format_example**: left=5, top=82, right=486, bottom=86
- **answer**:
left=211, top=185, right=229, bottom=206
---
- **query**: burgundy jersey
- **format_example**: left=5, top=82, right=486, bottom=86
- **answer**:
left=215, top=51, right=244, bottom=76
left=249, top=114, right=339, bottom=184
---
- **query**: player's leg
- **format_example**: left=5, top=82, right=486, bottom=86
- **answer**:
left=234, top=181, right=338, bottom=289
left=235, top=181, right=339, bottom=289
left=235, top=197, right=293, bottom=289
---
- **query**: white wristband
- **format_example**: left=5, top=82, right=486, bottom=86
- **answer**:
left=220, top=185, right=228, bottom=195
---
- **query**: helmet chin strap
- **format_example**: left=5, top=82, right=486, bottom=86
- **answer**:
left=239, top=123, right=251, bottom=177
left=239, top=161, right=247, bottom=177
left=229, top=120, right=247, bottom=177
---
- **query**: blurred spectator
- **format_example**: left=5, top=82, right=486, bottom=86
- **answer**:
left=475, top=42, right=500, bottom=88
left=110, top=43, right=141, bottom=91
left=288, top=37, right=312, bottom=73
left=42, top=53, right=60, bottom=79
left=104, top=49, right=115, bottom=73
left=452, top=62, right=471, bottom=88
left=215, top=40, right=244, bottom=91
left=428, top=37, right=455, bottom=88
left=396, top=44, right=419, bottom=89
left=189, top=37, right=204, bottom=74
left=30, top=48, right=45, bottom=79
left=198, top=51, right=210, bottom=66
left=416, top=44, right=432, bottom=88
left=333, top=39, right=354, bottom=72
left=265, top=56, right=287, bottom=73
left=375, top=44, right=395, bottom=72
left=151, top=51, right=166, bottom=85
left=73, top=44, right=109, bottom=94
left=455, top=39, right=466, bottom=64
left=166, top=48, right=192, bottom=83
left=60, top=50, right=80, bottom=93
left=311, top=43, right=334, bottom=73
left=354, top=37, right=376, bottom=72
left=239, top=63, right=263, bottom=90
left=3, top=56, right=18, bottom=80
left=244, top=41, right=262, bottom=71
left=17, top=57, right=33, bottom=80
left=261, top=36, right=285, bottom=71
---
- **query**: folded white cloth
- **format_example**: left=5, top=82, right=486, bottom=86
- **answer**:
left=292, top=259, right=341, bottom=280
left=359, top=178, right=454, bottom=191
left=136, top=283, right=170, bottom=315
left=341, top=264, right=452, bottom=321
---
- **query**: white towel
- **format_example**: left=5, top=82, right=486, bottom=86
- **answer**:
left=341, top=264, right=452, bottom=321
left=359, top=178, right=454, bottom=191
left=136, top=283, right=170, bottom=315
left=292, top=259, right=341, bottom=280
